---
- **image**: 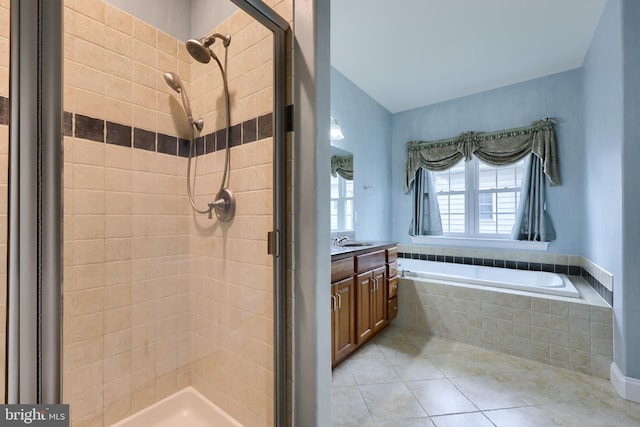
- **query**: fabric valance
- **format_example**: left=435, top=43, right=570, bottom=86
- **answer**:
left=331, top=155, right=354, bottom=181
left=405, top=118, right=560, bottom=192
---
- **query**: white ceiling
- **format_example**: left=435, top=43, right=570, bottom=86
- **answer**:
left=331, top=0, right=608, bottom=114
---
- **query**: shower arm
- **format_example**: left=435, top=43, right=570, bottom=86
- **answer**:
left=204, top=33, right=231, bottom=48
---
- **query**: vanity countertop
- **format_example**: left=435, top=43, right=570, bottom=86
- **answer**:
left=330, top=241, right=397, bottom=260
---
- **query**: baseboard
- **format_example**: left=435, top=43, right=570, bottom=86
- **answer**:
left=611, top=362, right=640, bottom=403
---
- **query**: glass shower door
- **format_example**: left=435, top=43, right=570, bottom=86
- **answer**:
left=59, top=1, right=289, bottom=425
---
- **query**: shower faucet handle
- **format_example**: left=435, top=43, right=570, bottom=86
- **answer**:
left=207, top=188, right=236, bottom=222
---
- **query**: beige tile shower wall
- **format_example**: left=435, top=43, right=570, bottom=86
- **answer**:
left=63, top=141, right=192, bottom=425
left=189, top=141, right=275, bottom=427
left=0, top=0, right=7, bottom=98
left=0, top=0, right=8, bottom=405
left=187, top=7, right=279, bottom=427
left=64, top=0, right=191, bottom=137
left=63, top=1, right=192, bottom=425
left=190, top=10, right=274, bottom=134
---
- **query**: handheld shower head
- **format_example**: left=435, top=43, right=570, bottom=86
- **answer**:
left=186, top=33, right=231, bottom=64
left=163, top=71, right=183, bottom=93
left=163, top=71, right=203, bottom=131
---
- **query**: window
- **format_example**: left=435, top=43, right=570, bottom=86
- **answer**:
left=330, top=174, right=354, bottom=231
left=434, top=158, right=525, bottom=238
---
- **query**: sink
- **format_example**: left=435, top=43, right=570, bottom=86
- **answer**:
left=341, top=242, right=374, bottom=247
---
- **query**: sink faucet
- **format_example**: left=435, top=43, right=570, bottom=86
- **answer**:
left=336, top=237, right=349, bottom=246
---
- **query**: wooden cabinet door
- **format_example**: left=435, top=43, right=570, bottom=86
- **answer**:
left=356, top=271, right=374, bottom=344
left=372, top=266, right=387, bottom=332
left=333, top=277, right=356, bottom=366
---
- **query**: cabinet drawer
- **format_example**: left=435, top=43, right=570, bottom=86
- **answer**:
left=331, top=257, right=354, bottom=283
left=386, top=247, right=398, bottom=262
left=387, top=261, right=398, bottom=278
left=388, top=296, right=398, bottom=321
left=388, top=276, right=398, bottom=299
left=355, top=250, right=386, bottom=273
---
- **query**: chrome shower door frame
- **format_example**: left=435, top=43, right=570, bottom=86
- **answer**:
left=230, top=1, right=290, bottom=424
left=7, top=0, right=63, bottom=404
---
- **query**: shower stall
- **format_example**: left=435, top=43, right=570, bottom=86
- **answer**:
left=3, top=0, right=290, bottom=425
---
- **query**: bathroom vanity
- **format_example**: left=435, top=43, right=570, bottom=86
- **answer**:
left=330, top=242, right=398, bottom=367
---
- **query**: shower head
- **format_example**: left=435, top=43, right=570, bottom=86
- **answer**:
left=186, top=38, right=213, bottom=64
left=163, top=71, right=203, bottom=131
left=186, top=33, right=231, bottom=64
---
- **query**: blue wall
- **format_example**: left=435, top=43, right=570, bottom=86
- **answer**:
left=389, top=69, right=585, bottom=254
left=330, top=67, right=392, bottom=241
left=581, top=0, right=640, bottom=383
left=621, top=0, right=640, bottom=380
left=583, top=0, right=626, bottom=375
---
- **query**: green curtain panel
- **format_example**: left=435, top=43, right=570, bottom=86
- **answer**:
left=512, top=154, right=557, bottom=242
left=408, top=167, right=443, bottom=236
left=331, top=154, right=354, bottom=181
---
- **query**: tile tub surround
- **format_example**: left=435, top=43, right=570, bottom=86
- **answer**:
left=396, top=273, right=613, bottom=379
left=332, top=325, right=640, bottom=426
left=398, top=244, right=614, bottom=306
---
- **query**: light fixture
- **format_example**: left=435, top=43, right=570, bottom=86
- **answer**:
left=330, top=116, right=344, bottom=140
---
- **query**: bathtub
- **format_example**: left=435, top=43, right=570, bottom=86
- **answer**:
left=398, top=258, right=580, bottom=298
left=110, top=387, right=242, bottom=427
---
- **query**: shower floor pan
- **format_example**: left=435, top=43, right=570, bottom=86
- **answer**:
left=110, top=387, right=242, bottom=427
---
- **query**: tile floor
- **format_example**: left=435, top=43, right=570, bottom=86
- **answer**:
left=331, top=325, right=640, bottom=426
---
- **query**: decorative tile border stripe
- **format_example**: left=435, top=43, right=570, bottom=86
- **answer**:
left=398, top=252, right=613, bottom=306
left=583, top=271, right=613, bottom=306
left=0, top=94, right=294, bottom=139
left=62, top=108, right=277, bottom=157
left=0, top=96, right=9, bottom=125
